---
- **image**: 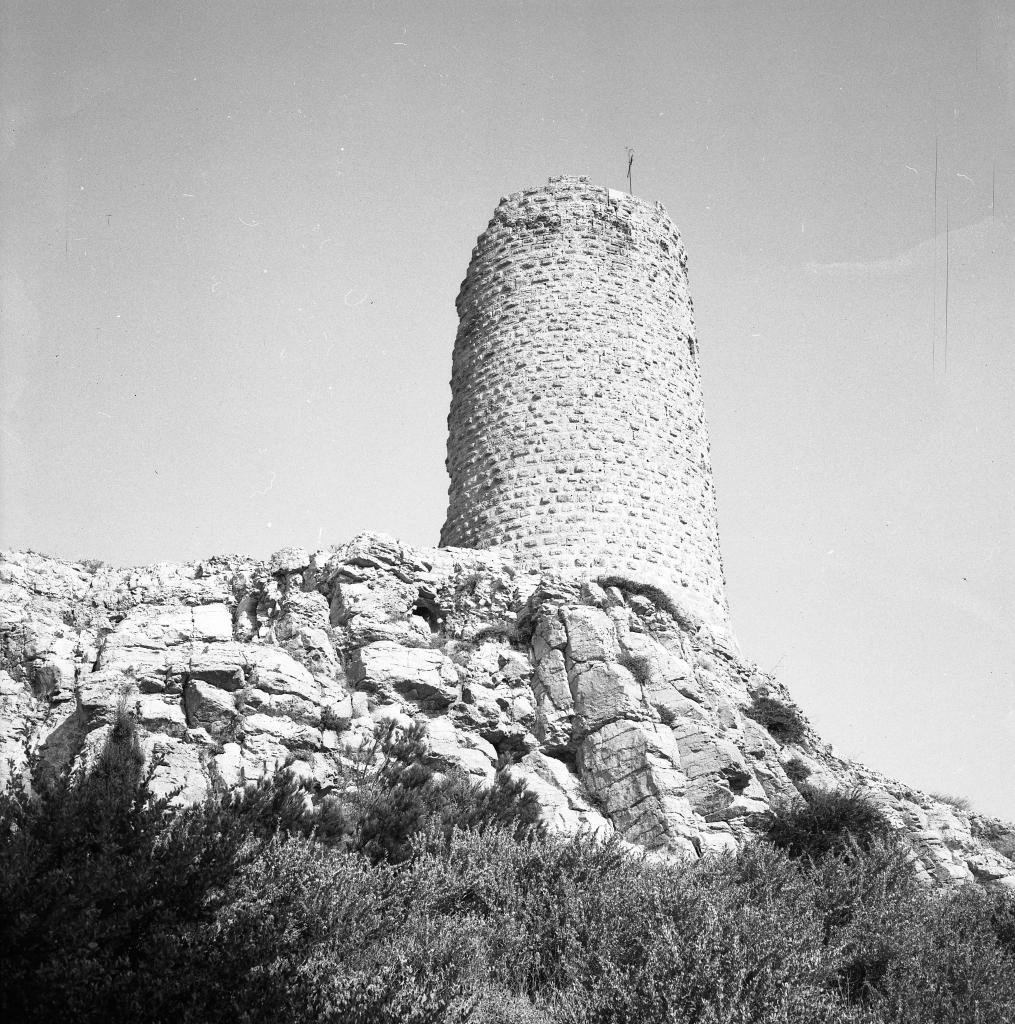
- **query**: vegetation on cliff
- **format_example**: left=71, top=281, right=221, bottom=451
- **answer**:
left=2, top=711, right=1013, bottom=1024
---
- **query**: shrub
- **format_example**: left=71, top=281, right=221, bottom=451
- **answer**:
left=595, top=574, right=696, bottom=631
left=746, top=694, right=808, bottom=744
left=765, top=785, right=898, bottom=862
left=539, top=842, right=841, bottom=1024
left=989, top=887, right=1015, bottom=956
left=869, top=884, right=1015, bottom=1022
left=0, top=706, right=357, bottom=1024
left=198, top=834, right=481, bottom=1024
left=342, top=721, right=544, bottom=864
left=784, top=757, right=812, bottom=783
left=4, top=704, right=1015, bottom=1024
left=616, top=647, right=653, bottom=688
left=472, top=986, right=554, bottom=1024
left=469, top=624, right=520, bottom=646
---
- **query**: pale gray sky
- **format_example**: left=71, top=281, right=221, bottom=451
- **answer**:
left=2, top=1, right=1013, bottom=817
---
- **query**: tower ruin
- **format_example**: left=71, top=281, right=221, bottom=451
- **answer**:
left=440, top=175, right=732, bottom=640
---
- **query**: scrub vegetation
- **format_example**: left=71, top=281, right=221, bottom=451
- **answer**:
left=2, top=708, right=1013, bottom=1024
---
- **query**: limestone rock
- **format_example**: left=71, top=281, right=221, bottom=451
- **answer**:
left=570, top=661, right=645, bottom=734
left=426, top=717, right=496, bottom=779
left=562, top=606, right=620, bottom=664
left=579, top=719, right=699, bottom=856
left=0, top=536, right=1011, bottom=889
left=514, top=750, right=611, bottom=835
left=184, top=680, right=240, bottom=739
left=269, top=546, right=310, bottom=576
left=350, top=641, right=459, bottom=707
left=530, top=648, right=573, bottom=750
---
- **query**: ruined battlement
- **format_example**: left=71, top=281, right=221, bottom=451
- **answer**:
left=440, top=176, right=732, bottom=640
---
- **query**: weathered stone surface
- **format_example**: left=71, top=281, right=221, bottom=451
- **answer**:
left=191, top=603, right=233, bottom=641
left=570, top=661, right=644, bottom=733
left=0, top=669, right=40, bottom=785
left=515, top=750, right=611, bottom=835
left=269, top=546, right=310, bottom=576
left=530, top=648, right=573, bottom=749
left=0, top=537, right=1011, bottom=889
left=322, top=694, right=353, bottom=732
left=531, top=610, right=567, bottom=662
left=426, top=717, right=496, bottom=779
left=276, top=592, right=342, bottom=683
left=440, top=178, right=733, bottom=643
left=579, top=719, right=698, bottom=855
left=186, top=646, right=246, bottom=690
left=562, top=606, right=621, bottom=665
left=77, top=670, right=134, bottom=723
left=350, top=641, right=458, bottom=706
left=135, top=696, right=188, bottom=738
left=184, top=680, right=240, bottom=738
left=247, top=648, right=319, bottom=704
left=243, top=713, right=322, bottom=751
left=144, top=736, right=207, bottom=804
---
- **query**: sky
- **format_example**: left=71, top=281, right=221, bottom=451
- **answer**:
left=2, top=1, right=1013, bottom=818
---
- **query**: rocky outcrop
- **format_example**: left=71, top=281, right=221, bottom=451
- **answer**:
left=1, top=534, right=1012, bottom=887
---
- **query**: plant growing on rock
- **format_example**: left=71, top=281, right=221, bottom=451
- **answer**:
left=746, top=693, right=808, bottom=744
left=784, top=757, right=812, bottom=784
left=928, top=791, right=972, bottom=814
left=765, top=785, right=898, bottom=862
left=468, top=623, right=521, bottom=647
left=336, top=720, right=544, bottom=863
left=595, top=573, right=698, bottom=632
left=4, top=705, right=1015, bottom=1024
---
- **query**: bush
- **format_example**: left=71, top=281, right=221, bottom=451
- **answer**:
left=468, top=624, right=520, bottom=647
left=4, top=706, right=1014, bottom=1024
left=869, top=884, right=1015, bottom=1021
left=0, top=706, right=353, bottom=1023
left=472, top=987, right=554, bottom=1024
left=784, top=756, right=812, bottom=783
left=746, top=694, right=808, bottom=744
left=765, top=785, right=898, bottom=862
left=338, top=721, right=544, bottom=864
left=198, top=834, right=481, bottom=1024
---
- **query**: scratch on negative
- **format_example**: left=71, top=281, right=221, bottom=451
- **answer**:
left=250, top=471, right=276, bottom=499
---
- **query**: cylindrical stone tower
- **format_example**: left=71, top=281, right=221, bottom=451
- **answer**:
left=440, top=175, right=732, bottom=639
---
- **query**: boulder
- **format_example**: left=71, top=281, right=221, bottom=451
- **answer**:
left=184, top=680, right=240, bottom=738
left=561, top=606, right=620, bottom=664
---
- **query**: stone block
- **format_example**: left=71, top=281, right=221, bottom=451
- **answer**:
left=350, top=641, right=458, bottom=706
left=184, top=679, right=239, bottom=738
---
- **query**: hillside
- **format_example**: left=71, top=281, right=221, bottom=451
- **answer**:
left=2, top=532, right=1012, bottom=886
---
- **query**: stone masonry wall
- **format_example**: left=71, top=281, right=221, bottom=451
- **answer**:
left=440, top=175, right=732, bottom=640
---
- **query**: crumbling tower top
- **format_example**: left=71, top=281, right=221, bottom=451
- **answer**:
left=440, top=175, right=732, bottom=640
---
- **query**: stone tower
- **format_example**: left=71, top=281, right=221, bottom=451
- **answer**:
left=440, top=175, right=732, bottom=640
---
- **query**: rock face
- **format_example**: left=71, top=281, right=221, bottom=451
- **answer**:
left=2, top=534, right=1012, bottom=887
